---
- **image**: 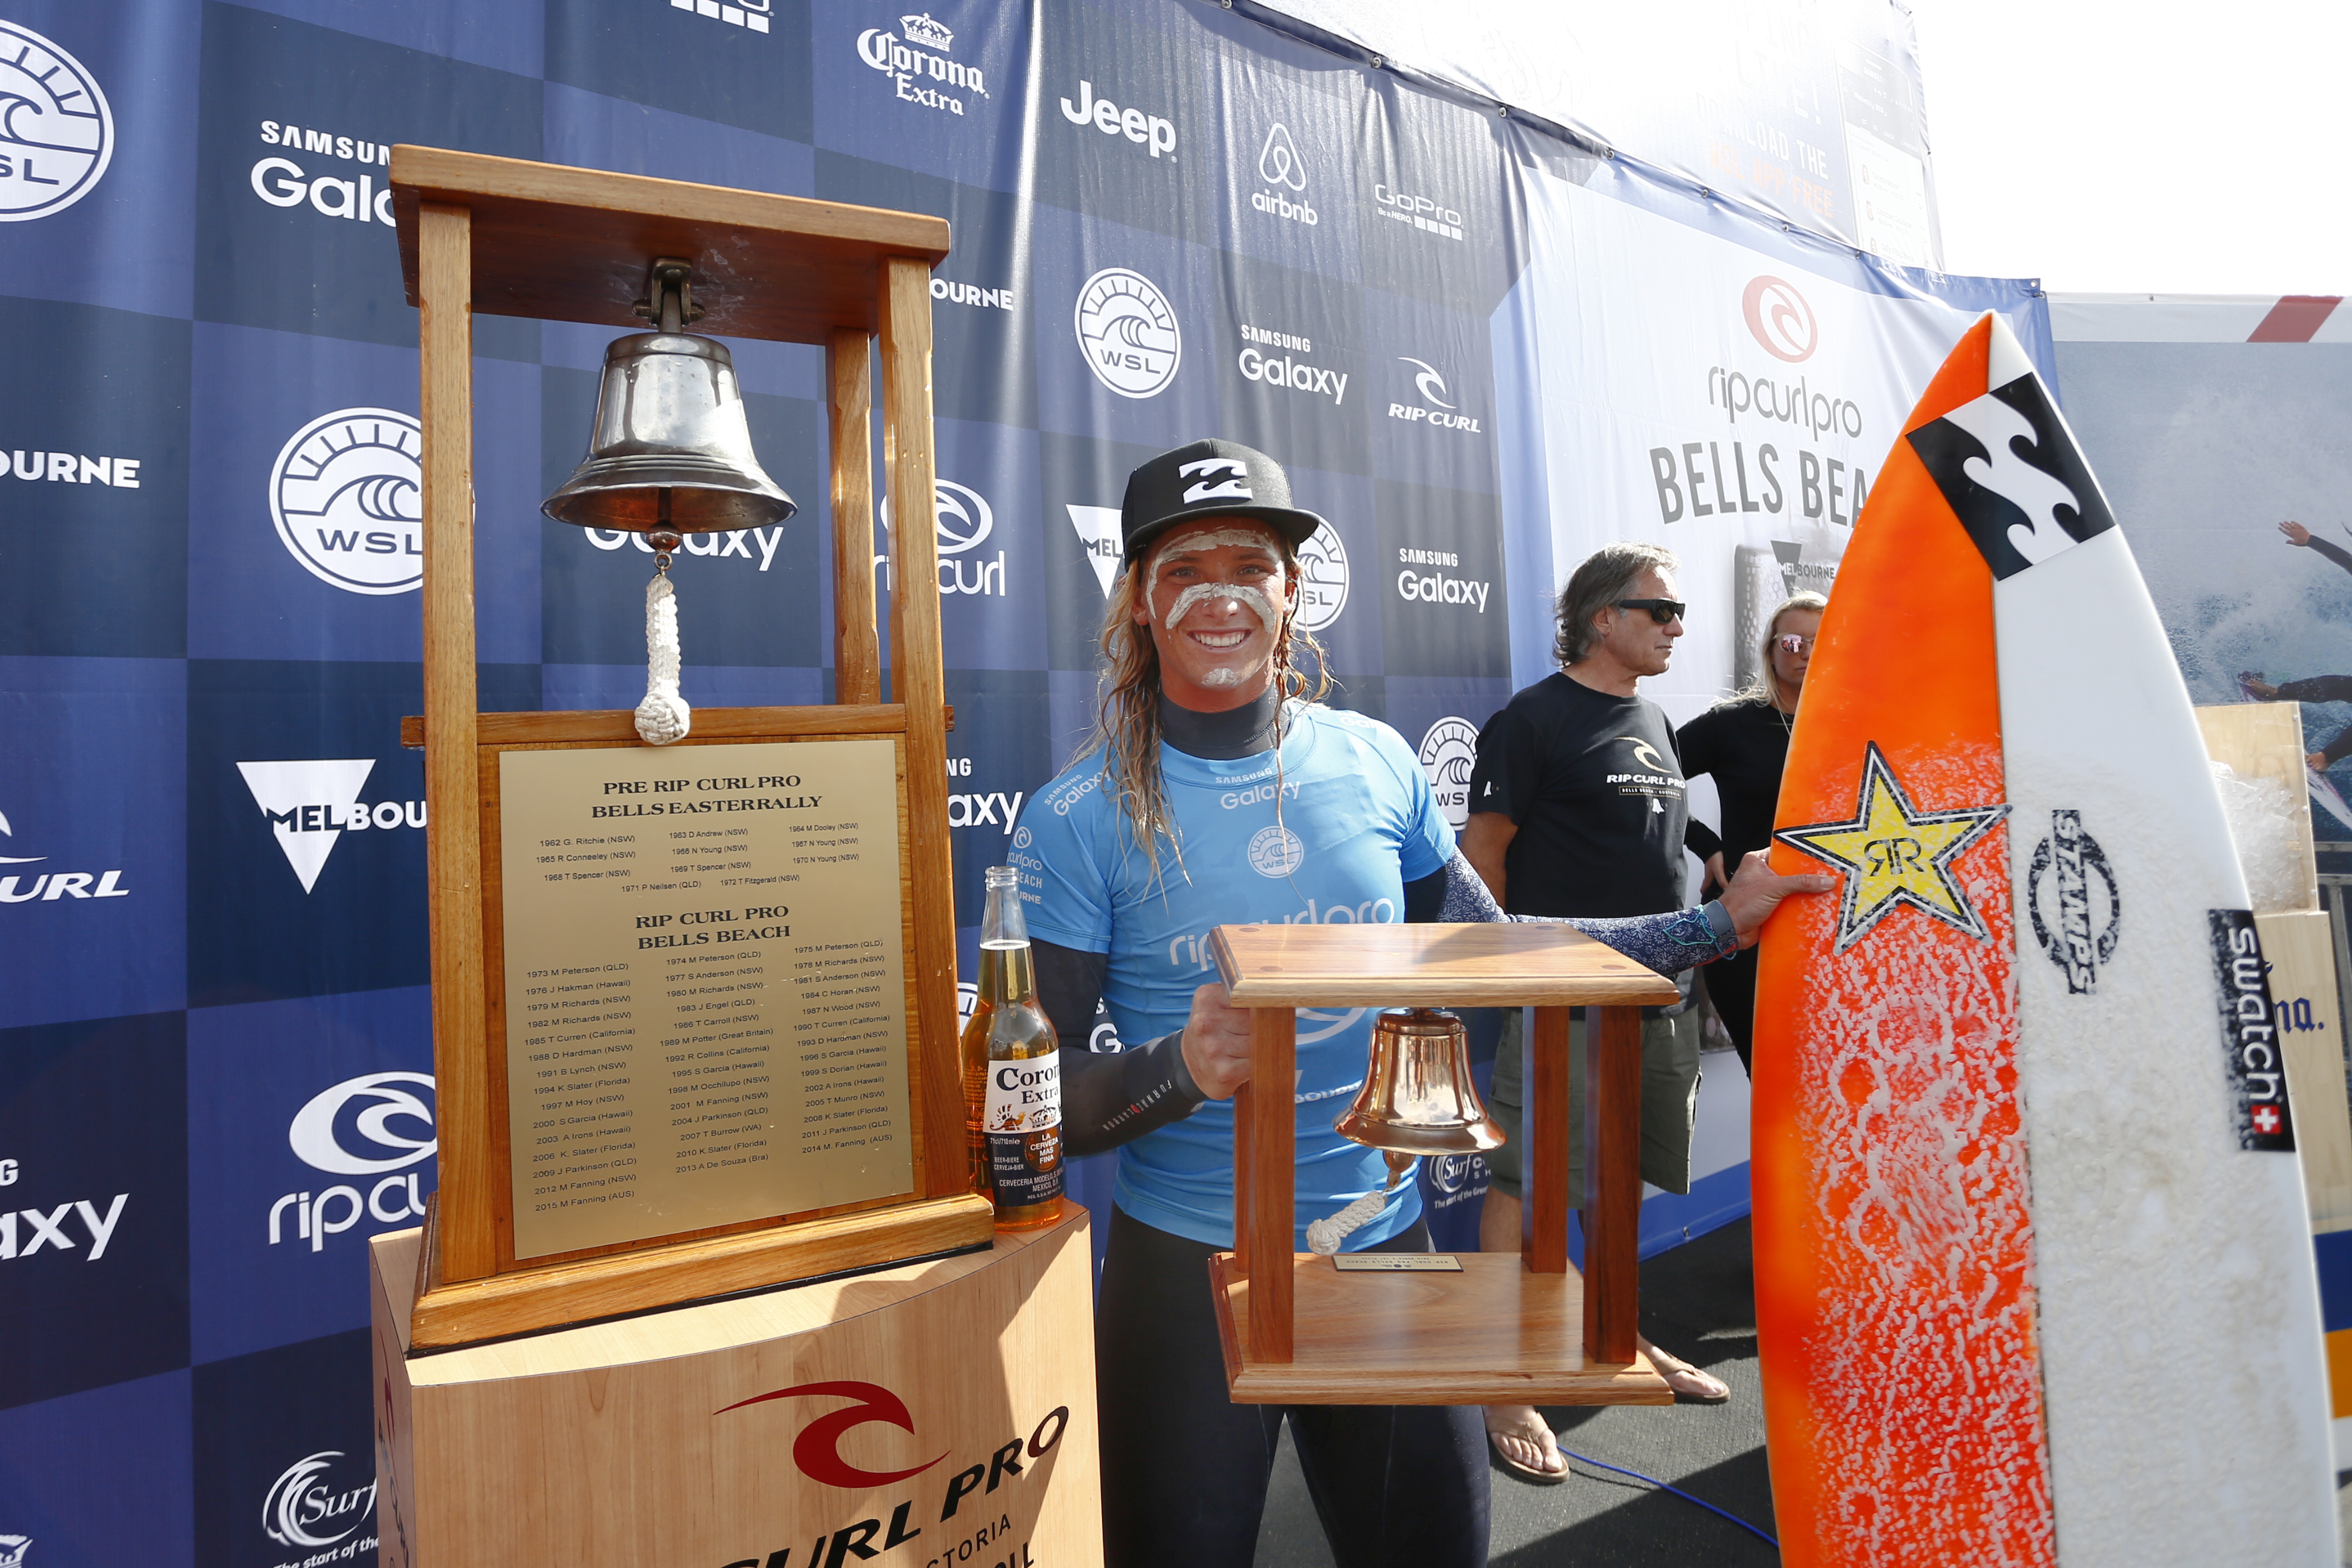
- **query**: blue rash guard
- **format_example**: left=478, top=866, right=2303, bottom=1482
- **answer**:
left=1012, top=703, right=1451, bottom=1251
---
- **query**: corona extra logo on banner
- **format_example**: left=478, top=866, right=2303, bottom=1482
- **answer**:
left=857, top=11, right=986, bottom=118
left=0, top=22, right=112, bottom=221
left=268, top=409, right=424, bottom=595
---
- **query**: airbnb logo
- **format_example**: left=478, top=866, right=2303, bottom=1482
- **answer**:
left=716, top=1381, right=946, bottom=1488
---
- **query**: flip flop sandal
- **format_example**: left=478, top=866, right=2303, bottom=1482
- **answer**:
left=1486, top=1426, right=1569, bottom=1485
left=1645, top=1348, right=1731, bottom=1403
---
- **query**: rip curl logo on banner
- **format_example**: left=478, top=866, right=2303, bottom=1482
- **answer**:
left=1293, top=527, right=1347, bottom=633
left=1742, top=276, right=1818, bottom=364
left=262, top=1450, right=377, bottom=1550
left=1388, top=358, right=1481, bottom=434
left=0, top=22, right=113, bottom=221
left=0, top=802, right=131, bottom=904
left=271, top=1071, right=435, bottom=1250
left=268, top=409, right=425, bottom=595
left=1417, top=717, right=1480, bottom=829
left=1075, top=268, right=1181, bottom=398
left=882, top=479, right=1003, bottom=596
left=236, top=759, right=426, bottom=893
left=675, top=0, right=774, bottom=33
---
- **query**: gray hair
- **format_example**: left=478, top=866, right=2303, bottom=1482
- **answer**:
left=1555, top=542, right=1680, bottom=667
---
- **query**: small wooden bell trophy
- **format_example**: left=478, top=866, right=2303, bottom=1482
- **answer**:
left=368, top=148, right=1101, bottom=1568
left=1208, top=922, right=1678, bottom=1404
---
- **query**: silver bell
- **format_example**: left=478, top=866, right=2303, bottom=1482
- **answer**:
left=541, top=259, right=795, bottom=536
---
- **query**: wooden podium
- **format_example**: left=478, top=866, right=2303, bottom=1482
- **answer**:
left=385, top=146, right=995, bottom=1351
left=372, top=1209, right=1101, bottom=1568
left=1208, top=923, right=1680, bottom=1404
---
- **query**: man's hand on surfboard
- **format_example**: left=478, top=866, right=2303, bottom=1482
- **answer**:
left=1181, top=981, right=1258, bottom=1100
left=1718, top=850, right=1835, bottom=947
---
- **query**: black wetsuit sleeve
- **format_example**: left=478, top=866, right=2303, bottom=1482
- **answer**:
left=1033, top=937, right=1207, bottom=1158
left=2308, top=536, right=2352, bottom=581
left=2327, top=728, right=2352, bottom=767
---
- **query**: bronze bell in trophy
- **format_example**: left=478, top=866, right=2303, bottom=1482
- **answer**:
left=1333, top=1008, right=1509, bottom=1156
left=541, top=257, right=795, bottom=554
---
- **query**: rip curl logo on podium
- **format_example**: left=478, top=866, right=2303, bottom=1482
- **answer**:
left=1074, top=268, right=1181, bottom=398
left=717, top=1381, right=948, bottom=1488
left=268, top=409, right=425, bottom=595
left=0, top=22, right=113, bottom=222
left=1742, top=276, right=1818, bottom=364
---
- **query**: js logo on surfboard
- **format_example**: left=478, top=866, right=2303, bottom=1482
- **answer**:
left=2026, top=809, right=2120, bottom=994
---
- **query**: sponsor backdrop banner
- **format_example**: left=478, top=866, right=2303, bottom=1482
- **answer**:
left=0, top=2, right=2040, bottom=1559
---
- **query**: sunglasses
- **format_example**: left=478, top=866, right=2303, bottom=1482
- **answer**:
left=1773, top=634, right=1816, bottom=654
left=1615, top=598, right=1686, bottom=624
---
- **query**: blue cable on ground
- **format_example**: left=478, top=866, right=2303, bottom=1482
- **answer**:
left=1552, top=1442, right=1780, bottom=1550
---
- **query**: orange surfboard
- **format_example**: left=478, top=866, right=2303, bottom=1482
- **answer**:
left=1753, top=314, right=2334, bottom=1566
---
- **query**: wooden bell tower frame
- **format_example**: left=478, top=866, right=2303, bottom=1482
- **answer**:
left=387, top=146, right=993, bottom=1349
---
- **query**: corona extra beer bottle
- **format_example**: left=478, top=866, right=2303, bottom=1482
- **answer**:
left=961, top=865, right=1064, bottom=1229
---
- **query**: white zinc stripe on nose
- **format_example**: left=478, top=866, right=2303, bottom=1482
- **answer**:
left=1163, top=581, right=1279, bottom=632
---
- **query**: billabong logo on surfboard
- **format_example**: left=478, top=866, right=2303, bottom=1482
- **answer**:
left=1773, top=742, right=2009, bottom=954
left=1906, top=373, right=2116, bottom=580
left=2026, top=809, right=2120, bottom=994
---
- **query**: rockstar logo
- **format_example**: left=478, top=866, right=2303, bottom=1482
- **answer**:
left=1774, top=743, right=2009, bottom=954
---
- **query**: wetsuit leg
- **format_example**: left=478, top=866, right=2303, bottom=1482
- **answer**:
left=1095, top=1209, right=1490, bottom=1567
left=1097, top=1207, right=1283, bottom=1567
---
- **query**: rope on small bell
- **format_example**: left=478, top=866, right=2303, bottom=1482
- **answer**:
left=635, top=525, right=690, bottom=746
left=1306, top=1150, right=1417, bottom=1255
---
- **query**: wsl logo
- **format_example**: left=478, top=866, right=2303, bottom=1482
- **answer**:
left=879, top=479, right=1004, bottom=597
left=271, top=1070, right=435, bottom=1252
left=1293, top=527, right=1347, bottom=634
left=1075, top=268, right=1181, bottom=399
left=0, top=802, right=130, bottom=904
left=1417, top=717, right=1481, bottom=831
left=262, top=1451, right=377, bottom=1551
left=0, top=22, right=113, bottom=222
left=857, top=12, right=986, bottom=117
left=1251, top=122, right=1316, bottom=226
left=236, top=759, right=426, bottom=894
left=269, top=409, right=424, bottom=595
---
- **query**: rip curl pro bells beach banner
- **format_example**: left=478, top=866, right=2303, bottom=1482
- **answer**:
left=1753, top=313, right=2336, bottom=1566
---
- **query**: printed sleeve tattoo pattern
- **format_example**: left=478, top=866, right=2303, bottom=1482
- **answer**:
left=1417, top=850, right=1737, bottom=971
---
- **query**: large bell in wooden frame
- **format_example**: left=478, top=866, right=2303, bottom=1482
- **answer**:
left=541, top=258, right=795, bottom=536
left=1332, top=1006, right=1507, bottom=1156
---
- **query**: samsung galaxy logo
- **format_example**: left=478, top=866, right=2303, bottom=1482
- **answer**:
left=588, top=526, right=790, bottom=570
left=250, top=124, right=394, bottom=225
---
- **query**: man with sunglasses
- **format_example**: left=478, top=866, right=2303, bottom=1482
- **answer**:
left=1461, top=542, right=1727, bottom=1481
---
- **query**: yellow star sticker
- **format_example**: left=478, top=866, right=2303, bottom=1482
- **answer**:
left=1774, top=743, right=2010, bottom=954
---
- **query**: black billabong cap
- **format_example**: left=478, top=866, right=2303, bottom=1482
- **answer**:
left=1119, top=439, right=1327, bottom=563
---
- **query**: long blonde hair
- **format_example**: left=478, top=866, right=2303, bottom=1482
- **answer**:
left=1078, top=533, right=1332, bottom=883
left=1741, top=591, right=1827, bottom=707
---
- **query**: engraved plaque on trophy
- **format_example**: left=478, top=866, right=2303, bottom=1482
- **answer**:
left=497, top=738, right=914, bottom=1260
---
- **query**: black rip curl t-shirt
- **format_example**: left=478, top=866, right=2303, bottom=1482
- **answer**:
left=1467, top=672, right=1687, bottom=918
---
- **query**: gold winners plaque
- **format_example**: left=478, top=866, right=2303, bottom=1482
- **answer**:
left=498, top=738, right=914, bottom=1260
